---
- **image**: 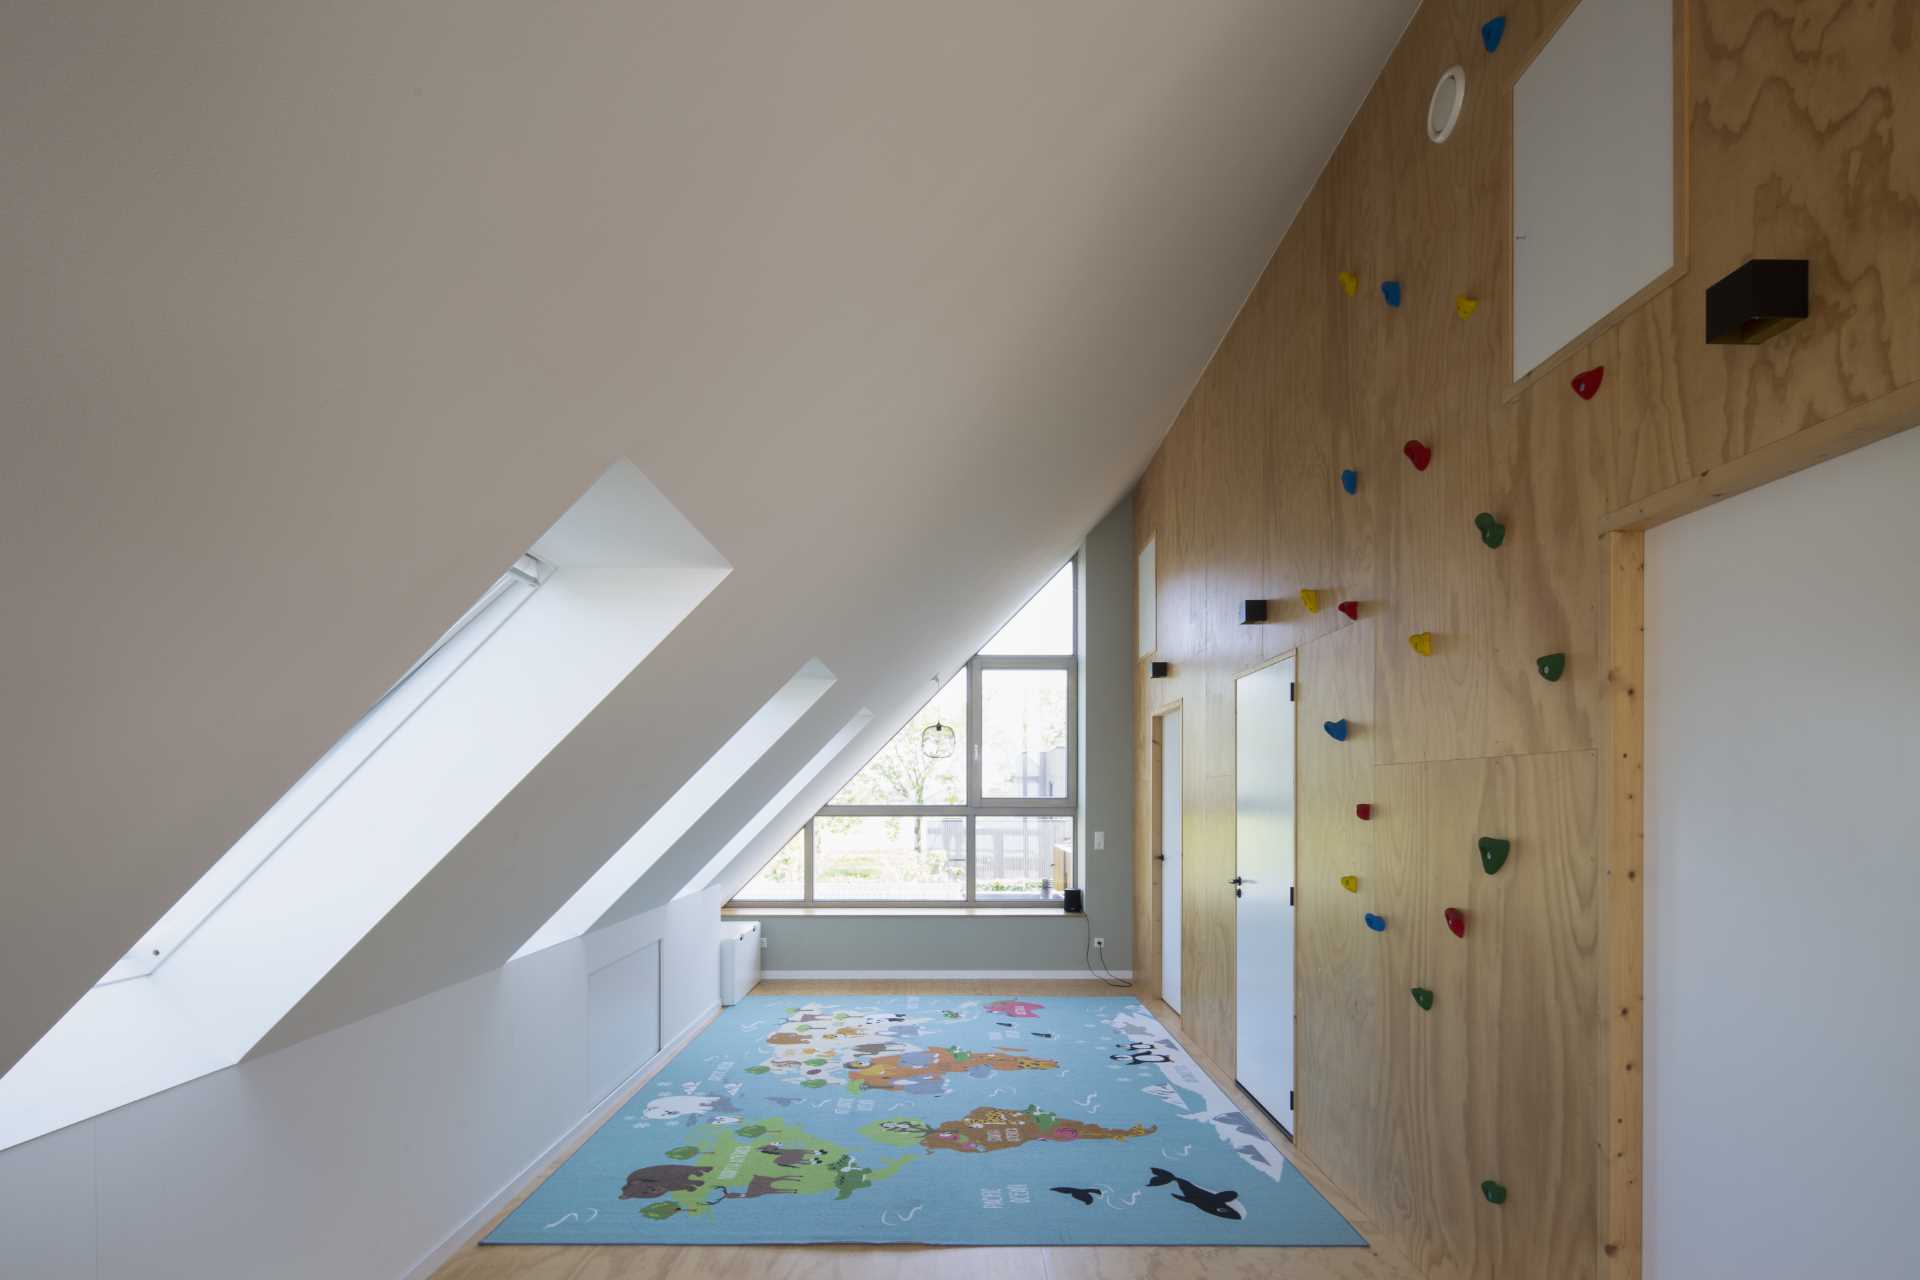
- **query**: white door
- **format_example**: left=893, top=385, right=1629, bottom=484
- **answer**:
left=1159, top=709, right=1182, bottom=1014
left=1235, top=658, right=1295, bottom=1130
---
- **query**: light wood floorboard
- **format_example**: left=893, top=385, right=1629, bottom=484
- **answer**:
left=430, top=980, right=1425, bottom=1280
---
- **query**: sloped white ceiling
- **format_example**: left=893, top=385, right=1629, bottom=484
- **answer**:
left=0, top=0, right=1417, bottom=1072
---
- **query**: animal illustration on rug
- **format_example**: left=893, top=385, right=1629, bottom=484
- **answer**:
left=1051, top=1186, right=1102, bottom=1206
left=845, top=1045, right=1058, bottom=1094
left=1147, top=1167, right=1244, bottom=1220
left=642, top=1095, right=734, bottom=1122
left=877, top=1104, right=1155, bottom=1154
left=985, top=998, right=1045, bottom=1018
left=1111, top=1041, right=1173, bottom=1065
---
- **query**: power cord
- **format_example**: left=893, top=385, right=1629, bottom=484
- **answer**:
left=1079, top=898, right=1131, bottom=988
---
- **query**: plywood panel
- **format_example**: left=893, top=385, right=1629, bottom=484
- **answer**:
left=1484, top=334, right=1613, bottom=757
left=1294, top=618, right=1380, bottom=1196
left=1132, top=1, right=1916, bottom=1276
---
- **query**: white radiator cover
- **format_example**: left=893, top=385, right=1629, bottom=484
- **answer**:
left=718, top=921, right=761, bottom=1005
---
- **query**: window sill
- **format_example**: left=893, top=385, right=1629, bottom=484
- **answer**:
left=722, top=905, right=1076, bottom=919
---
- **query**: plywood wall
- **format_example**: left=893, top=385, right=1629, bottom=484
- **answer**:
left=1130, top=2, right=1920, bottom=1277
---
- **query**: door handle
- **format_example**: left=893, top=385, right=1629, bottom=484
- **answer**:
left=1154, top=854, right=1166, bottom=861
left=1231, top=876, right=1256, bottom=885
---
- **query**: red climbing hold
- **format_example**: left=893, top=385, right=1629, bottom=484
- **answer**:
left=1571, top=366, right=1605, bottom=400
left=1445, top=907, right=1467, bottom=938
left=1355, top=803, right=1372, bottom=821
left=1337, top=600, right=1359, bottom=620
left=1403, top=439, right=1433, bottom=471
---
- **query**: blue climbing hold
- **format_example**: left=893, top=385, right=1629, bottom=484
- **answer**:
left=1381, top=280, right=1402, bottom=308
left=1481, top=16, right=1506, bottom=53
left=1324, top=719, right=1349, bottom=742
left=1341, top=468, right=1358, bottom=495
left=1365, top=913, right=1387, bottom=932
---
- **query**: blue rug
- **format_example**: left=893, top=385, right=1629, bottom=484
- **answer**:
left=485, top=994, right=1364, bottom=1247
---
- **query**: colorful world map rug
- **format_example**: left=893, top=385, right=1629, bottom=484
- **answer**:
left=484, top=994, right=1365, bottom=1247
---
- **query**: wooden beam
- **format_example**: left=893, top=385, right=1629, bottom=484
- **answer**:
left=1600, top=530, right=1645, bottom=1279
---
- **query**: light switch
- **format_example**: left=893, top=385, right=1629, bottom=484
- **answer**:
left=1093, top=831, right=1105, bottom=850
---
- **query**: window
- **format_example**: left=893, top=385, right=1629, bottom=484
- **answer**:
left=674, top=708, right=874, bottom=901
left=737, top=830, right=806, bottom=901
left=1, top=459, right=733, bottom=1154
left=513, top=659, right=837, bottom=959
left=96, top=557, right=547, bottom=986
left=731, top=560, right=1077, bottom=907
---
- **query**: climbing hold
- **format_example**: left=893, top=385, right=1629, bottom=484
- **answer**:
left=1337, top=600, right=1360, bottom=620
left=1364, top=912, right=1387, bottom=932
left=1408, top=631, right=1434, bottom=657
left=1403, top=439, right=1433, bottom=471
left=1411, top=987, right=1434, bottom=1010
left=1481, top=16, right=1507, bottom=53
left=1300, top=588, right=1321, bottom=614
left=1324, top=719, right=1349, bottom=742
left=1355, top=803, right=1372, bottom=820
left=1340, top=875, right=1360, bottom=893
left=1571, top=365, right=1605, bottom=400
left=1478, top=836, right=1511, bottom=875
left=1341, top=468, right=1358, bottom=495
left=1381, top=280, right=1402, bottom=308
left=1445, top=907, right=1467, bottom=938
left=1338, top=270, right=1359, bottom=297
left=1455, top=293, right=1479, bottom=320
left=1475, top=511, right=1506, bottom=548
left=1536, top=652, right=1567, bottom=682
left=1482, top=1179, right=1508, bottom=1206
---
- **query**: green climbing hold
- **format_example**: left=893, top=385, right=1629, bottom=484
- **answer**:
left=1482, top=1179, right=1508, bottom=1205
left=1474, top=511, right=1506, bottom=548
left=1479, top=836, right=1511, bottom=875
left=1536, top=652, right=1566, bottom=682
left=1411, top=987, right=1434, bottom=1011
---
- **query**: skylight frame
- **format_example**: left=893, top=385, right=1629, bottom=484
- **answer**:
left=95, top=556, right=549, bottom=987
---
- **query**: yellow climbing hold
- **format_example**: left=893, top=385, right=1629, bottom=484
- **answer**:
left=1340, top=875, right=1360, bottom=893
left=1338, top=271, right=1359, bottom=297
left=1300, top=588, right=1321, bottom=614
left=1455, top=293, right=1479, bottom=320
left=1409, top=631, right=1434, bottom=656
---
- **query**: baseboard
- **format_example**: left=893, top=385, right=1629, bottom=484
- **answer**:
left=399, top=999, right=721, bottom=1280
left=759, top=969, right=1133, bottom=981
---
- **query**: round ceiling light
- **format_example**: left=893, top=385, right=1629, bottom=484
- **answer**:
left=1428, top=65, right=1465, bottom=143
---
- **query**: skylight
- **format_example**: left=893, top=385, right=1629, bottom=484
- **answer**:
left=675, top=708, right=875, bottom=900
left=513, top=660, right=840, bottom=958
left=0, top=460, right=729, bottom=1153
left=96, top=556, right=549, bottom=987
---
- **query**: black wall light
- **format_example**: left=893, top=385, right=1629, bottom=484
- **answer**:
left=1239, top=599, right=1269, bottom=625
left=1149, top=661, right=1170, bottom=679
left=1706, top=258, right=1808, bottom=345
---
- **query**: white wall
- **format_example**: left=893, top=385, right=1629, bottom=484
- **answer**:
left=1645, top=426, right=1920, bottom=1280
left=0, top=887, right=723, bottom=1280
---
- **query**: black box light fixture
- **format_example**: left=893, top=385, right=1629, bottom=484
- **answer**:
left=1149, top=661, right=1170, bottom=679
left=1239, top=599, right=1269, bottom=625
left=1705, top=258, right=1808, bottom=345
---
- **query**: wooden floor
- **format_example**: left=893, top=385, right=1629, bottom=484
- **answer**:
left=432, top=981, right=1426, bottom=1280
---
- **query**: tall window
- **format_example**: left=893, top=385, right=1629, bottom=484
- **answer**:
left=736, top=560, right=1076, bottom=906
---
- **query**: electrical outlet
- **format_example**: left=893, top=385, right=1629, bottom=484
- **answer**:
left=759, top=935, right=768, bottom=949
left=1093, top=937, right=1105, bottom=949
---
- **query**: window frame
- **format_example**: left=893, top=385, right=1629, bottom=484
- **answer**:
left=733, top=559, right=1078, bottom=908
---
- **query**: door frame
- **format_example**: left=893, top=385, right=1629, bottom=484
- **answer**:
left=1148, top=697, right=1183, bottom=1008
left=1230, top=649, right=1297, bottom=1129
